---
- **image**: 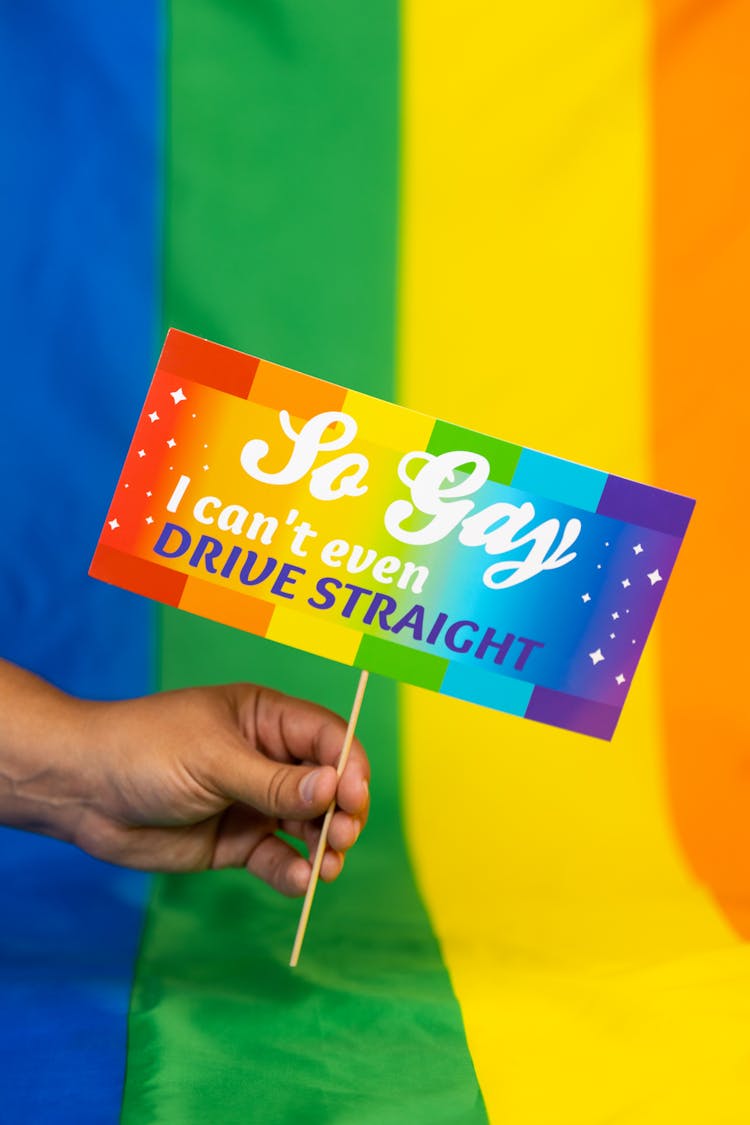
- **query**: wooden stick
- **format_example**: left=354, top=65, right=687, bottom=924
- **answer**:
left=289, top=668, right=369, bottom=967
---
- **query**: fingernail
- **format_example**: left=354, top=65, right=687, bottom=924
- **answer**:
left=300, top=768, right=323, bottom=805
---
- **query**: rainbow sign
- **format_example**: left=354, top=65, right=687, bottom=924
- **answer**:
left=91, top=329, right=694, bottom=740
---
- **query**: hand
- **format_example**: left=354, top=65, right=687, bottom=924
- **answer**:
left=0, top=662, right=370, bottom=896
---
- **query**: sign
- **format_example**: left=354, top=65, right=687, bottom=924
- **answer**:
left=91, top=329, right=694, bottom=740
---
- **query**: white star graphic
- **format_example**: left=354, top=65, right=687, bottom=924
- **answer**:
left=647, top=569, right=663, bottom=586
left=137, top=449, right=146, bottom=458
left=146, top=490, right=152, bottom=497
left=633, top=543, right=643, bottom=555
left=615, top=674, right=626, bottom=685
left=146, top=516, right=154, bottom=525
left=167, top=437, right=176, bottom=448
left=612, top=611, right=620, bottom=620
left=596, top=564, right=602, bottom=570
left=610, top=632, right=616, bottom=639
left=148, top=411, right=159, bottom=423
left=108, top=518, right=119, bottom=530
left=203, top=464, right=209, bottom=471
left=589, top=649, right=605, bottom=666
left=124, top=483, right=129, bottom=489
left=632, top=639, right=637, bottom=645
left=170, top=387, right=187, bottom=404
left=604, top=541, right=610, bottom=547
left=582, top=593, right=591, bottom=603
left=622, top=578, right=631, bottom=589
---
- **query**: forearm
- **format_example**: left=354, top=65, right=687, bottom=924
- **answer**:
left=0, top=659, right=93, bottom=842
left=0, top=662, right=368, bottom=889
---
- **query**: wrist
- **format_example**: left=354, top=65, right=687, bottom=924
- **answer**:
left=0, top=661, right=97, bottom=844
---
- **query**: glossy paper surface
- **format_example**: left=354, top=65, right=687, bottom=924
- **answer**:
left=92, top=330, right=693, bottom=740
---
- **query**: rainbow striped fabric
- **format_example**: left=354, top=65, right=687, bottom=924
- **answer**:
left=2, top=3, right=749, bottom=1122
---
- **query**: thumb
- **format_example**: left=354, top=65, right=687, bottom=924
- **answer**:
left=213, top=744, right=339, bottom=819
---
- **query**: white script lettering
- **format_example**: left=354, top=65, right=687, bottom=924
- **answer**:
left=384, top=450, right=581, bottom=589
left=240, top=410, right=368, bottom=500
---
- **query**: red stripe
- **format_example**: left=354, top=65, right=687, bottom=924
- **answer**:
left=90, top=545, right=187, bottom=607
left=159, top=329, right=260, bottom=397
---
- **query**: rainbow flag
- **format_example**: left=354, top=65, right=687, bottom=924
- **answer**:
left=2, top=3, right=749, bottom=1122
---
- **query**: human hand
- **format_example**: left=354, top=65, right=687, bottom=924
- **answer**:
left=0, top=663, right=369, bottom=896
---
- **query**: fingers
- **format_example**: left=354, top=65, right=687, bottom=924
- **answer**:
left=211, top=746, right=340, bottom=821
left=245, top=836, right=311, bottom=896
left=198, top=685, right=371, bottom=883
left=273, top=842, right=343, bottom=893
left=248, top=687, right=371, bottom=816
left=281, top=810, right=361, bottom=855
left=212, top=807, right=344, bottom=896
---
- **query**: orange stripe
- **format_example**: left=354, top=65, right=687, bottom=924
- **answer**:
left=248, top=360, right=347, bottom=418
left=653, top=0, right=750, bottom=935
left=177, top=576, right=274, bottom=636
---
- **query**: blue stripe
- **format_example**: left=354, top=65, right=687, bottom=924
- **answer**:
left=0, top=4, right=161, bottom=1119
left=441, top=662, right=534, bottom=716
left=511, top=449, right=607, bottom=511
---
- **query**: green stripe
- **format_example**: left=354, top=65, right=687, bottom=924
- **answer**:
left=427, top=420, right=522, bottom=485
left=121, top=4, right=486, bottom=1121
left=356, top=634, right=449, bottom=692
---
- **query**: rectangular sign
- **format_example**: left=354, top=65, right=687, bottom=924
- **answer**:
left=91, top=329, right=694, bottom=740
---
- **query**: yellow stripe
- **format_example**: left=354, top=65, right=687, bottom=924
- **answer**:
left=265, top=604, right=360, bottom=664
left=399, top=3, right=741, bottom=1120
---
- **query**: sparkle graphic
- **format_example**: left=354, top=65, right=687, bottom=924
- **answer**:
left=191, top=412, right=197, bottom=418
left=148, top=411, right=159, bottom=423
left=203, top=443, right=208, bottom=449
left=633, top=543, right=643, bottom=555
left=647, top=568, right=663, bottom=586
left=108, top=518, right=119, bottom=530
left=615, top=674, right=626, bottom=685
left=622, top=578, right=631, bottom=589
left=203, top=464, right=209, bottom=471
left=581, top=593, right=591, bottom=603
left=170, top=387, right=187, bottom=405
left=596, top=564, right=602, bottom=570
left=632, top=639, right=637, bottom=645
left=589, top=649, right=605, bottom=666
left=604, top=541, right=610, bottom=547
left=146, top=490, right=152, bottom=497
left=145, top=516, right=154, bottom=525
left=137, top=449, right=146, bottom=458
left=167, top=437, right=176, bottom=448
left=612, top=611, right=620, bottom=620
left=124, top=483, right=129, bottom=489
left=610, top=632, right=616, bottom=639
